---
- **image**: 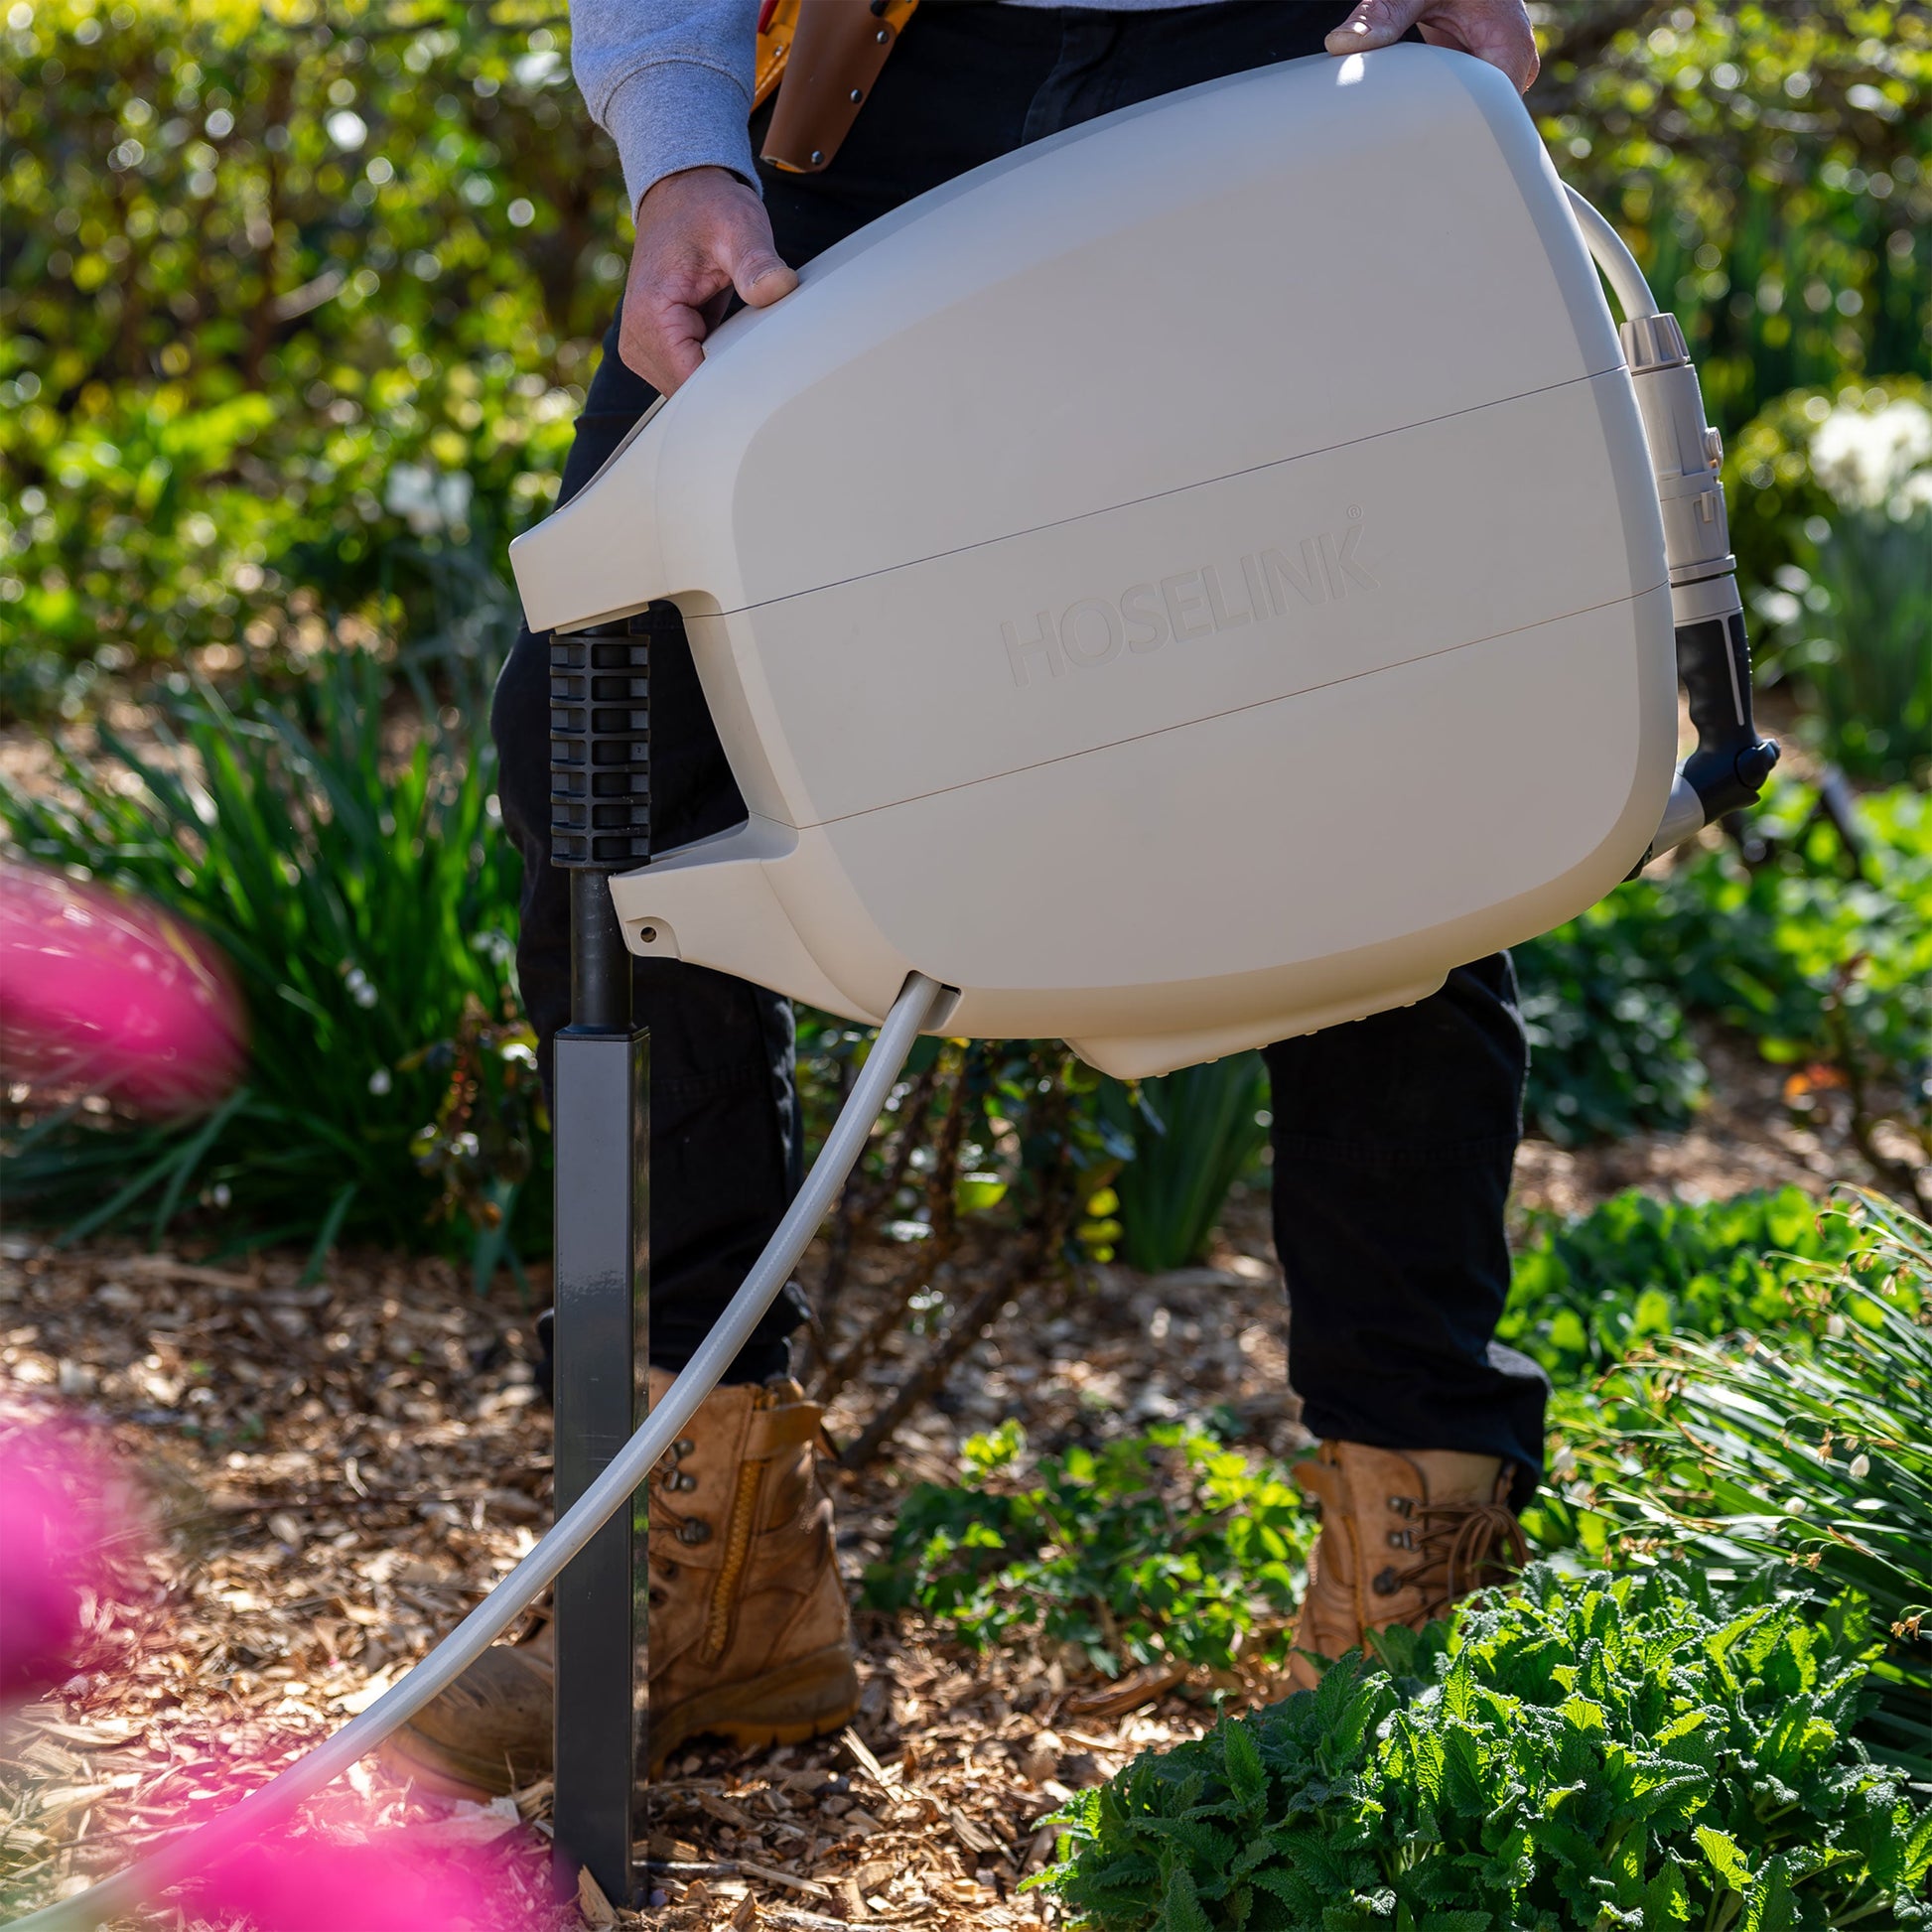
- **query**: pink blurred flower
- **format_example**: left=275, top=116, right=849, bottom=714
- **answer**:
left=0, top=1414, right=130, bottom=1705
left=0, top=860, right=245, bottom=1116
left=185, top=1795, right=537, bottom=1932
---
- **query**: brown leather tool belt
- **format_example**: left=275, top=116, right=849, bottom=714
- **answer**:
left=756, top=0, right=920, bottom=174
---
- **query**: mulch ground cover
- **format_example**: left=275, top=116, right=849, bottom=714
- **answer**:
left=0, top=1047, right=1874, bottom=1931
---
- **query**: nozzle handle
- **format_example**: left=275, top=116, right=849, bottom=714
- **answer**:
left=550, top=616, right=651, bottom=873
left=1676, top=609, right=1780, bottom=825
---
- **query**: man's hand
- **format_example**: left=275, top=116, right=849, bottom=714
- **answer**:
left=620, top=166, right=798, bottom=395
left=1326, top=0, right=1539, bottom=92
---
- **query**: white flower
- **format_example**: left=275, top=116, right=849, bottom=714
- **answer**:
left=383, top=463, right=473, bottom=536
left=1891, top=467, right=1932, bottom=520
left=1810, top=397, right=1932, bottom=511
left=513, top=49, right=562, bottom=87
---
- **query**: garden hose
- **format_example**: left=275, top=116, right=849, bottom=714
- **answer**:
left=1562, top=183, right=1657, bottom=324
left=3, top=971, right=956, bottom=1932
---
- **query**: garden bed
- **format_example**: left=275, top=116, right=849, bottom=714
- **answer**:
left=0, top=1100, right=1883, bottom=1932
left=2, top=695, right=1925, bottom=1931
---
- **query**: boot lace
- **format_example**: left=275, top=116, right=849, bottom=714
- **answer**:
left=1372, top=1498, right=1527, bottom=1617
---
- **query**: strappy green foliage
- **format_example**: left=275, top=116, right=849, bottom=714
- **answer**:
left=1039, top=1564, right=1932, bottom=1932
left=0, top=649, right=539, bottom=1275
left=1099, top=1056, right=1271, bottom=1274
left=1540, top=1195, right=1932, bottom=1780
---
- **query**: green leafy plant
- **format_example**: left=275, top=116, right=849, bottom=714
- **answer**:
left=1100, top=1057, right=1270, bottom=1274
left=862, top=1420, right=1311, bottom=1677
left=1500, top=1186, right=1862, bottom=1381
left=1547, top=1193, right=1932, bottom=1778
left=1509, top=780, right=1930, bottom=1188
left=0, top=649, right=539, bottom=1271
left=1663, top=784, right=1932, bottom=1210
left=1040, top=1563, right=1932, bottom=1932
left=1515, top=891, right=1709, bottom=1146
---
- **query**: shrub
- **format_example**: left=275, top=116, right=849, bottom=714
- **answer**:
left=1540, top=14, right=1932, bottom=446
left=1499, top=1185, right=1861, bottom=1382
left=1548, top=1193, right=1932, bottom=1779
left=7, top=3, right=1929, bottom=716
left=1515, top=892, right=1708, bottom=1146
left=1511, top=780, right=1931, bottom=1189
left=1664, top=785, right=1932, bottom=1209
left=1040, top=1563, right=1932, bottom=1932
left=862, top=1420, right=1311, bottom=1678
left=1, top=0, right=607, bottom=714
left=0, top=650, right=540, bottom=1273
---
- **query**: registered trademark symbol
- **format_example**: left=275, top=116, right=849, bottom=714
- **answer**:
left=1346, top=503, right=1363, bottom=519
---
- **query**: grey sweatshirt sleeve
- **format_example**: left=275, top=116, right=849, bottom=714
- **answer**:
left=571, top=0, right=759, bottom=214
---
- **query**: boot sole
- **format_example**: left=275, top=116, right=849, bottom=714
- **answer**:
left=648, top=1645, right=861, bottom=1771
left=377, top=1645, right=861, bottom=1795
left=377, top=1724, right=541, bottom=1803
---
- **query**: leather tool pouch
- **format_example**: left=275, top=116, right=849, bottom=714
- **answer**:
left=759, top=0, right=918, bottom=174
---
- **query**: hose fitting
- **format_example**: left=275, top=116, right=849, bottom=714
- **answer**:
left=1613, top=295, right=1778, bottom=864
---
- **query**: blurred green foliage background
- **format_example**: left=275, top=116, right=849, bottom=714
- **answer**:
left=2, top=1, right=1929, bottom=721
left=2, top=2, right=1930, bottom=1273
left=2, top=0, right=609, bottom=715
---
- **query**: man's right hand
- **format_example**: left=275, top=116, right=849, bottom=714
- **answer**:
left=1325, top=0, right=1538, bottom=90
left=620, top=166, right=798, bottom=395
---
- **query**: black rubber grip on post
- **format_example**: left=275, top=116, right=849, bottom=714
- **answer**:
left=1676, top=610, right=1780, bottom=823
left=550, top=617, right=649, bottom=870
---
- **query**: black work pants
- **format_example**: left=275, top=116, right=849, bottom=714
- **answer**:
left=491, top=1, right=1550, bottom=1501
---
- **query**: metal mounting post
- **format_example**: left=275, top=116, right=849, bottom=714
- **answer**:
left=549, top=618, right=652, bottom=1907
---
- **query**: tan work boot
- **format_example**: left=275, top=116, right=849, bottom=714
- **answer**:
left=644, top=1368, right=860, bottom=1768
left=1283, top=1441, right=1526, bottom=1693
left=379, top=1609, right=557, bottom=1798
left=380, top=1372, right=859, bottom=1796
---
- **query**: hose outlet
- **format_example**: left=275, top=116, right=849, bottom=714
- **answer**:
left=1631, top=609, right=1780, bottom=874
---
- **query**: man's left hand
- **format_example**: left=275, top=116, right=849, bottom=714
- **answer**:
left=1326, top=0, right=1539, bottom=92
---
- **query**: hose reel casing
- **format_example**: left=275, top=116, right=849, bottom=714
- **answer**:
left=511, top=47, right=1745, bottom=1077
